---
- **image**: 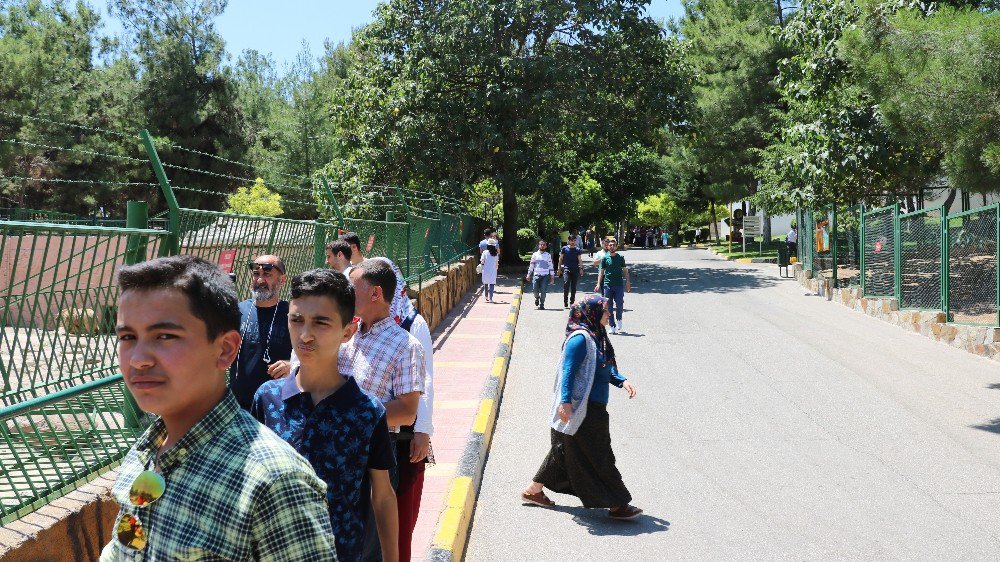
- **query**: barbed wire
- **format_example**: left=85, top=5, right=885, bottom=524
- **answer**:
left=151, top=138, right=310, bottom=183
left=0, top=175, right=158, bottom=188
left=0, top=138, right=149, bottom=164
left=0, top=110, right=133, bottom=140
left=160, top=161, right=313, bottom=195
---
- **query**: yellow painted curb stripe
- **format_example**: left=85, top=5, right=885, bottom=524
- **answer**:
left=472, top=399, right=494, bottom=434
left=735, top=258, right=753, bottom=264
left=433, top=476, right=474, bottom=549
left=501, top=330, right=513, bottom=345
left=491, top=356, right=506, bottom=377
left=507, top=312, right=516, bottom=324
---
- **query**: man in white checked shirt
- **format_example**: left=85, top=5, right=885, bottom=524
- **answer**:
left=342, top=259, right=427, bottom=562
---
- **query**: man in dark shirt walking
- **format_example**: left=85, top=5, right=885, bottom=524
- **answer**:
left=230, top=254, right=293, bottom=410
left=253, top=269, right=398, bottom=562
left=558, top=236, right=584, bottom=308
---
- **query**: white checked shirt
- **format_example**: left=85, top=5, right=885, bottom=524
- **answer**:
left=339, top=316, right=426, bottom=432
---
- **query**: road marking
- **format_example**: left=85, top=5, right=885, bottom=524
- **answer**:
left=472, top=399, right=494, bottom=434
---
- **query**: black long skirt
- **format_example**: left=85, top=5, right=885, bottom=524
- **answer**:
left=533, top=402, right=632, bottom=508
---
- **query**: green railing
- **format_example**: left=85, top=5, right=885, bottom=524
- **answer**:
left=0, top=213, right=167, bottom=523
left=801, top=201, right=1000, bottom=327
left=0, top=125, right=480, bottom=524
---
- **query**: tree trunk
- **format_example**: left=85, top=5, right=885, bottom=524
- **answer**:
left=500, top=178, right=521, bottom=264
left=710, top=198, right=720, bottom=243
left=763, top=209, right=772, bottom=243
left=943, top=188, right=958, bottom=214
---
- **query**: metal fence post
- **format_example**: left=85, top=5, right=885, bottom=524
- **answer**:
left=995, top=205, right=999, bottom=326
left=942, top=209, right=950, bottom=319
left=860, top=204, right=866, bottom=295
left=319, top=176, right=345, bottom=229
left=892, top=201, right=903, bottom=303
left=139, top=129, right=180, bottom=256
left=831, top=205, right=838, bottom=288
left=385, top=211, right=395, bottom=263
left=313, top=222, right=327, bottom=268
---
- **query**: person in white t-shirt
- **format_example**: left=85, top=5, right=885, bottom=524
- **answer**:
left=525, top=239, right=556, bottom=310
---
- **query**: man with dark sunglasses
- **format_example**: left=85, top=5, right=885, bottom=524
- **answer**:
left=229, top=254, right=294, bottom=410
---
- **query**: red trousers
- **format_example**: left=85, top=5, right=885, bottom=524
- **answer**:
left=396, top=447, right=426, bottom=562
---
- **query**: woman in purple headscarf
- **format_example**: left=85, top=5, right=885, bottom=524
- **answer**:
left=521, top=294, right=642, bottom=519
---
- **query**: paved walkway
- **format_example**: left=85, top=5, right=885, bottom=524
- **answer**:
left=412, top=274, right=520, bottom=561
left=467, top=246, right=1000, bottom=560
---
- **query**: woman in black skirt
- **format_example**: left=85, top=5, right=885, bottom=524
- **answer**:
left=521, top=294, right=642, bottom=519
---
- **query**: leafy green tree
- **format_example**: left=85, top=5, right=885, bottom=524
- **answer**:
left=673, top=0, right=786, bottom=215
left=226, top=177, right=283, bottom=216
left=111, top=0, right=250, bottom=212
left=334, top=0, right=694, bottom=261
left=755, top=0, right=932, bottom=212
left=844, top=5, right=1000, bottom=193
left=0, top=0, right=148, bottom=214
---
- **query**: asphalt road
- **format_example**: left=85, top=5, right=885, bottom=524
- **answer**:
left=465, top=246, right=1000, bottom=561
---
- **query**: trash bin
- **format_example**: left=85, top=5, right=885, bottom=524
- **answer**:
left=777, top=244, right=790, bottom=278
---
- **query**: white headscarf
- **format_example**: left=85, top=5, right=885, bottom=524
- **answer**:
left=374, top=257, right=417, bottom=324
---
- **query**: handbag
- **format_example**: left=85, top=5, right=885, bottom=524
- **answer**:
left=476, top=263, right=483, bottom=274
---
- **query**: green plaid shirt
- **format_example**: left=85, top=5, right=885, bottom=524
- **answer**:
left=100, top=392, right=337, bottom=561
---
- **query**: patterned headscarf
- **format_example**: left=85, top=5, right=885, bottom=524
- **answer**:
left=374, top=257, right=417, bottom=324
left=565, top=293, right=617, bottom=369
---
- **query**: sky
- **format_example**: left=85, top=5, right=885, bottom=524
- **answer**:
left=103, top=0, right=686, bottom=70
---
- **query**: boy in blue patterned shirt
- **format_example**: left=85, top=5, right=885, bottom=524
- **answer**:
left=253, top=269, right=398, bottom=562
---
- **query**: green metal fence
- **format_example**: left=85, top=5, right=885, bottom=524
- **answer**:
left=0, top=125, right=481, bottom=525
left=0, top=215, right=167, bottom=523
left=899, top=207, right=944, bottom=310
left=947, top=205, right=998, bottom=325
left=802, top=201, right=1000, bottom=327
left=862, top=205, right=897, bottom=298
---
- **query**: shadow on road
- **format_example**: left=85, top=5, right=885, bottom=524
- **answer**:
left=624, top=263, right=777, bottom=295
left=534, top=505, right=671, bottom=536
left=971, top=418, right=1000, bottom=434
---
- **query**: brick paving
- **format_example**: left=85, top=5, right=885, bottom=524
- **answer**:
left=411, top=275, right=520, bottom=561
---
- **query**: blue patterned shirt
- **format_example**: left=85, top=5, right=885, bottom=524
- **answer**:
left=252, top=373, right=395, bottom=562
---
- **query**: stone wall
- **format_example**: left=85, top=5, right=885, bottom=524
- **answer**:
left=0, top=472, right=119, bottom=562
left=794, top=264, right=1000, bottom=360
left=0, top=255, right=480, bottom=561
left=411, top=256, right=478, bottom=332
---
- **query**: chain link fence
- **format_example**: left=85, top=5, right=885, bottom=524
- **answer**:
left=800, top=202, right=1000, bottom=326
left=835, top=205, right=862, bottom=288
left=899, top=207, right=943, bottom=310
left=947, top=207, right=998, bottom=325
left=863, top=205, right=897, bottom=297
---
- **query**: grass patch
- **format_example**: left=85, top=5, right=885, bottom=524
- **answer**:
left=706, top=238, right=784, bottom=259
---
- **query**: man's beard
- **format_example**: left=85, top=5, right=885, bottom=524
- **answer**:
left=253, top=286, right=276, bottom=302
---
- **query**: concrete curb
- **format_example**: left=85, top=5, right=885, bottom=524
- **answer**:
left=426, top=282, right=525, bottom=562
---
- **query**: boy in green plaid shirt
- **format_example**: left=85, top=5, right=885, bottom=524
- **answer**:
left=102, top=255, right=336, bottom=561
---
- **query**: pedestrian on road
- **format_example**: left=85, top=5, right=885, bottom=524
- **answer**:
left=786, top=225, right=798, bottom=258
left=661, top=229, right=669, bottom=247
left=585, top=228, right=596, bottom=257
left=558, top=236, right=583, bottom=308
left=595, top=239, right=630, bottom=334
left=481, top=239, right=499, bottom=303
left=526, top=239, right=555, bottom=310
left=520, top=294, right=641, bottom=520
